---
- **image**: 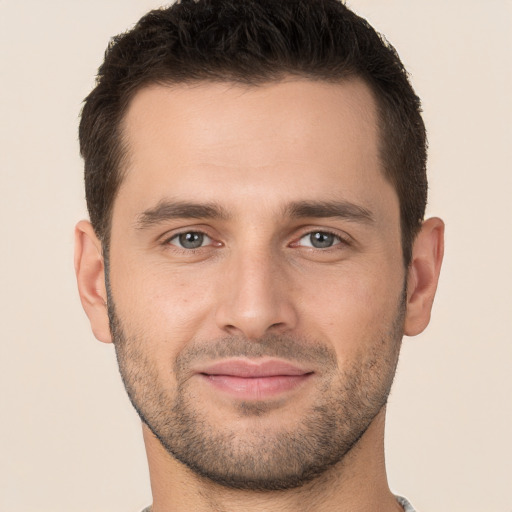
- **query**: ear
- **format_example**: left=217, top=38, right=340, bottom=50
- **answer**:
left=74, top=220, right=112, bottom=343
left=404, top=217, right=445, bottom=336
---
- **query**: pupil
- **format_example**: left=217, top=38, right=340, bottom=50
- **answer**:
left=179, top=232, right=203, bottom=249
left=311, top=232, right=334, bottom=248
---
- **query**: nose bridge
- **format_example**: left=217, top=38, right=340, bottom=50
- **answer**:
left=215, top=243, right=297, bottom=339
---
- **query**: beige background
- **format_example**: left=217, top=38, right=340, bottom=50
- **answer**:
left=1, top=1, right=511, bottom=511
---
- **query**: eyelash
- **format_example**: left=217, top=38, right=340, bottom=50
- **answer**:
left=162, top=228, right=351, bottom=252
left=164, top=231, right=217, bottom=251
left=293, top=230, right=350, bottom=249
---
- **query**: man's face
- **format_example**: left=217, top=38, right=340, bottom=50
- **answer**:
left=107, top=79, right=406, bottom=489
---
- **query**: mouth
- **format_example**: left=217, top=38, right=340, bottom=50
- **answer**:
left=196, top=359, right=314, bottom=400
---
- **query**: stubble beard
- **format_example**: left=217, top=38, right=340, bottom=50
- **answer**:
left=108, top=285, right=406, bottom=491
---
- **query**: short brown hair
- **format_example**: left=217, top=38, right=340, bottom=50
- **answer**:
left=79, top=0, right=427, bottom=264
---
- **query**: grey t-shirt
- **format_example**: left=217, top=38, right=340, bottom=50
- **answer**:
left=141, top=495, right=416, bottom=511
left=396, top=495, right=417, bottom=511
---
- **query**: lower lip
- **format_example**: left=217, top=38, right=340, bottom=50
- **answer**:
left=200, top=374, right=312, bottom=400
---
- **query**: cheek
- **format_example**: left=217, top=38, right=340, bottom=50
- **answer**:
left=110, top=269, right=214, bottom=392
left=110, top=260, right=217, bottom=345
left=295, top=262, right=404, bottom=348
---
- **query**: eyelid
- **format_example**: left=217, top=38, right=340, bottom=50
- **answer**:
left=157, top=225, right=353, bottom=251
left=290, top=228, right=353, bottom=248
left=299, top=232, right=341, bottom=248
left=168, top=232, right=212, bottom=248
left=158, top=225, right=211, bottom=242
left=160, top=227, right=220, bottom=248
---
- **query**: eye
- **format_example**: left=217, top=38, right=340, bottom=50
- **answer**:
left=297, top=231, right=342, bottom=249
left=168, top=231, right=212, bottom=249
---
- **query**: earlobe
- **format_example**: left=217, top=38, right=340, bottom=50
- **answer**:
left=404, top=217, right=445, bottom=336
left=74, top=220, right=112, bottom=343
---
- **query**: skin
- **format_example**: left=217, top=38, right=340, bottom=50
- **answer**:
left=75, top=78, right=444, bottom=511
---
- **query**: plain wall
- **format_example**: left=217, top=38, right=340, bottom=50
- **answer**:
left=1, top=1, right=511, bottom=510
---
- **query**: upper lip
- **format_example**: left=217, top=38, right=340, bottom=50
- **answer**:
left=196, top=359, right=312, bottom=378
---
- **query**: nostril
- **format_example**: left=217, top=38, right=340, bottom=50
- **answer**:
left=224, top=324, right=239, bottom=335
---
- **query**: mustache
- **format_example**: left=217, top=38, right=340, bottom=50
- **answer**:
left=174, top=333, right=338, bottom=374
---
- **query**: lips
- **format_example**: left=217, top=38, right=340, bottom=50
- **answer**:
left=196, top=359, right=313, bottom=399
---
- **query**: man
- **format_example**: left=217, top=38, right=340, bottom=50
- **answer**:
left=74, top=1, right=444, bottom=510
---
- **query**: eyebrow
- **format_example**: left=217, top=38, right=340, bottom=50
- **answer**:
left=135, top=200, right=230, bottom=229
left=285, top=200, right=374, bottom=224
left=135, top=198, right=374, bottom=230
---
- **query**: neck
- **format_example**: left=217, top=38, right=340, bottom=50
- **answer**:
left=143, top=407, right=403, bottom=512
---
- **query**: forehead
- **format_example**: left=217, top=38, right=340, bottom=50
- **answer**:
left=116, top=78, right=395, bottom=219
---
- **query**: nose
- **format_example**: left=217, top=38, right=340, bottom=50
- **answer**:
left=215, top=249, right=298, bottom=339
